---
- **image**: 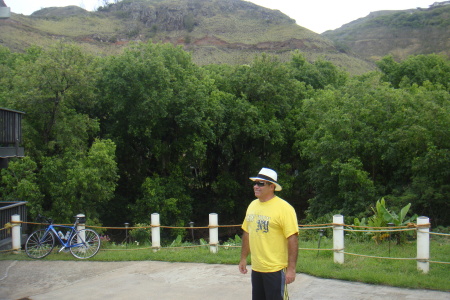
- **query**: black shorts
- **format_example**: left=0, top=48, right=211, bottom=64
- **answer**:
left=251, top=269, right=288, bottom=300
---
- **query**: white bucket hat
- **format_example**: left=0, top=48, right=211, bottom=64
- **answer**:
left=249, top=167, right=282, bottom=191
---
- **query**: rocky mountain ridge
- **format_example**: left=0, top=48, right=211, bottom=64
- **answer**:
left=10, top=0, right=450, bottom=74
left=322, top=3, right=450, bottom=61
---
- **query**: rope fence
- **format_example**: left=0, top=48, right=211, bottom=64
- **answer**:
left=2, top=214, right=449, bottom=273
left=298, top=223, right=450, bottom=265
left=4, top=222, right=450, bottom=238
left=343, top=252, right=418, bottom=260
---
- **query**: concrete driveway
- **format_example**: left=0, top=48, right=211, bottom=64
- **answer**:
left=0, top=260, right=448, bottom=300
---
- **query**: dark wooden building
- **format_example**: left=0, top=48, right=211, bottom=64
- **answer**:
left=0, top=108, right=25, bottom=168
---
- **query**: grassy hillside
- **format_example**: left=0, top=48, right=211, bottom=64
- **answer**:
left=323, top=4, right=450, bottom=61
left=0, top=10, right=124, bottom=55
left=0, top=0, right=375, bottom=74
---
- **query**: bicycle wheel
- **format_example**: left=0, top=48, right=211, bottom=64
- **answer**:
left=25, top=229, right=55, bottom=259
left=69, top=229, right=101, bottom=259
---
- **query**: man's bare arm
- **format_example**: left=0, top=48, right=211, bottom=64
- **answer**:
left=285, top=233, right=298, bottom=284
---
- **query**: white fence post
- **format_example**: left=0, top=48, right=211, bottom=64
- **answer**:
left=417, top=216, right=430, bottom=274
left=209, top=213, right=218, bottom=254
left=333, top=214, right=345, bottom=264
left=11, top=214, right=21, bottom=252
left=151, top=213, right=161, bottom=252
left=76, top=214, right=86, bottom=245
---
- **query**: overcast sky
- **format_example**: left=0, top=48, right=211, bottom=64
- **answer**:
left=6, top=0, right=436, bottom=33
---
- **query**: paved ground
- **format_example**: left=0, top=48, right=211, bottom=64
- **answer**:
left=0, top=260, right=449, bottom=300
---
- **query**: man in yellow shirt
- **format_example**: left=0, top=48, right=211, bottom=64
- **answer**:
left=239, top=167, right=299, bottom=300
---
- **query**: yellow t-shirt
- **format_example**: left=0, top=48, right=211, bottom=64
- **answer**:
left=242, top=196, right=298, bottom=273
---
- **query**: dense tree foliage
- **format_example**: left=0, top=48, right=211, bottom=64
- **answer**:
left=298, top=74, right=450, bottom=224
left=377, top=54, right=450, bottom=90
left=0, top=43, right=118, bottom=223
left=1, top=41, right=449, bottom=232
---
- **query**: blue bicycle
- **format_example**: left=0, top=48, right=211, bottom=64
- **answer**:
left=25, top=215, right=101, bottom=259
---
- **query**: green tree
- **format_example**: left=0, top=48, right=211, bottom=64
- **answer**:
left=299, top=72, right=450, bottom=224
left=202, top=54, right=313, bottom=220
left=5, top=42, right=99, bottom=158
left=40, top=139, right=118, bottom=222
left=0, top=157, right=44, bottom=218
left=0, top=46, right=14, bottom=103
left=133, top=169, right=193, bottom=238
left=96, top=41, right=221, bottom=223
left=377, top=54, right=450, bottom=90
left=410, top=145, right=450, bottom=225
left=290, top=51, right=348, bottom=90
left=0, top=42, right=111, bottom=222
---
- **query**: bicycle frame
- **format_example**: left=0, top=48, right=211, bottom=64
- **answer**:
left=45, top=224, right=78, bottom=252
left=40, top=217, right=88, bottom=252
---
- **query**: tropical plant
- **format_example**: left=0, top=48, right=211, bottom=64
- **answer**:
left=352, top=198, right=417, bottom=244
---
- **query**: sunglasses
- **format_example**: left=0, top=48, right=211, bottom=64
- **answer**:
left=253, top=181, right=271, bottom=187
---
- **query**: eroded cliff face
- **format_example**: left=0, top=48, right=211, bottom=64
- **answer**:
left=105, top=0, right=294, bottom=32
left=0, top=0, right=375, bottom=73
left=325, top=24, right=450, bottom=61
left=322, top=6, right=450, bottom=61
left=96, top=0, right=332, bottom=55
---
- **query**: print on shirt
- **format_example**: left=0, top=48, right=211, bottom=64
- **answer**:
left=247, top=214, right=271, bottom=233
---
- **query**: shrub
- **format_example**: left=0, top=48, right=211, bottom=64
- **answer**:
left=351, top=198, right=417, bottom=244
left=129, top=223, right=151, bottom=245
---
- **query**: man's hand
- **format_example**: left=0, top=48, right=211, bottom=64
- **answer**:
left=239, top=259, right=248, bottom=274
left=285, top=268, right=296, bottom=284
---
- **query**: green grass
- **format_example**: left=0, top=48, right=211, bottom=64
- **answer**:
left=1, top=236, right=449, bottom=291
left=298, top=238, right=450, bottom=291
left=29, top=15, right=122, bottom=37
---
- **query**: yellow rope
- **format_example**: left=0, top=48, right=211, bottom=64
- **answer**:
left=0, top=223, right=12, bottom=232
left=10, top=221, right=436, bottom=231
left=54, top=224, right=241, bottom=230
left=299, top=223, right=333, bottom=227
left=429, top=260, right=450, bottom=265
left=219, top=245, right=241, bottom=248
left=164, top=245, right=209, bottom=249
left=89, top=225, right=153, bottom=230
left=299, top=226, right=331, bottom=230
left=101, top=246, right=154, bottom=251
left=345, top=228, right=416, bottom=233
left=3, top=220, right=449, bottom=264
left=0, top=248, right=20, bottom=253
left=430, top=232, right=450, bottom=236
left=343, top=224, right=413, bottom=229
left=343, top=252, right=417, bottom=260
left=298, top=248, right=335, bottom=251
